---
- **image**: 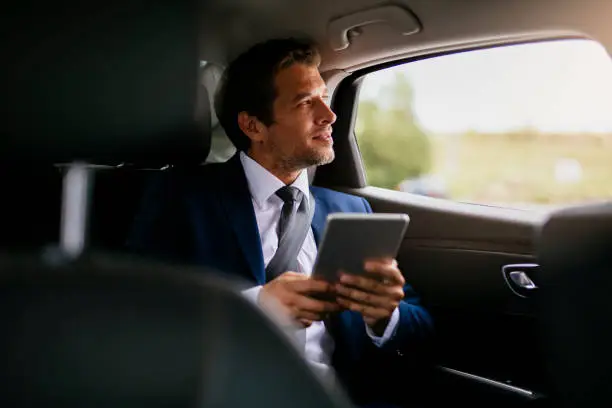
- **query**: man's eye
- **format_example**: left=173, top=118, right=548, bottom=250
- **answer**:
left=299, top=100, right=312, bottom=106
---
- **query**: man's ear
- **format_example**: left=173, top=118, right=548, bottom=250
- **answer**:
left=237, top=112, right=266, bottom=144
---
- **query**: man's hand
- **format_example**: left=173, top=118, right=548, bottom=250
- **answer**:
left=259, top=272, right=340, bottom=328
left=335, top=258, right=405, bottom=336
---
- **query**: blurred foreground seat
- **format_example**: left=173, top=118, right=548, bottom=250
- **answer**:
left=537, top=203, right=612, bottom=408
left=0, top=0, right=354, bottom=406
left=0, top=252, right=353, bottom=408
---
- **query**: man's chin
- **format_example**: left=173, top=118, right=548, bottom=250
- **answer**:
left=319, top=151, right=335, bottom=166
left=310, top=148, right=335, bottom=167
left=289, top=147, right=335, bottom=170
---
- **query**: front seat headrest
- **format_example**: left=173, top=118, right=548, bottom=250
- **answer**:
left=201, top=63, right=236, bottom=163
left=538, top=203, right=612, bottom=407
left=0, top=0, right=210, bottom=165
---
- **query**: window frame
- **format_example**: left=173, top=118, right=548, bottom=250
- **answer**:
left=314, top=35, right=592, bottom=200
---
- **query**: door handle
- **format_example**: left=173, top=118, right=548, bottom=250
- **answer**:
left=509, top=271, right=537, bottom=289
left=502, top=264, right=539, bottom=298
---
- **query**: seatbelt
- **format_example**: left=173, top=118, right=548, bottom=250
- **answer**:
left=265, top=187, right=315, bottom=282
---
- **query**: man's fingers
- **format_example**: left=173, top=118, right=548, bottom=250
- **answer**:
left=293, top=310, right=324, bottom=322
left=364, top=261, right=405, bottom=286
left=335, top=284, right=401, bottom=310
left=298, top=318, right=313, bottom=328
left=290, top=278, right=334, bottom=294
left=291, top=296, right=338, bottom=321
left=365, top=257, right=396, bottom=267
left=363, top=316, right=377, bottom=327
left=338, top=274, right=404, bottom=299
left=279, top=271, right=308, bottom=281
left=290, top=293, right=340, bottom=314
left=338, top=273, right=382, bottom=293
left=336, top=297, right=390, bottom=320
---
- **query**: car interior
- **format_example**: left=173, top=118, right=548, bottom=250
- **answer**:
left=2, top=0, right=612, bottom=407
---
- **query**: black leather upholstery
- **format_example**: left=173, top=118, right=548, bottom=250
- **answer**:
left=0, top=166, right=63, bottom=249
left=0, top=4, right=353, bottom=408
left=88, top=67, right=215, bottom=251
left=0, top=0, right=211, bottom=248
left=0, top=0, right=213, bottom=250
left=537, top=203, right=612, bottom=408
left=0, top=253, right=353, bottom=408
left=88, top=168, right=155, bottom=251
left=0, top=0, right=208, bottom=165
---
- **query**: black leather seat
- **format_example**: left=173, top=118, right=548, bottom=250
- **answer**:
left=0, top=253, right=353, bottom=408
left=0, top=0, right=209, bottom=252
left=0, top=2, right=354, bottom=407
left=537, top=203, right=612, bottom=408
left=88, top=167, right=157, bottom=251
left=0, top=165, right=62, bottom=249
left=88, top=62, right=215, bottom=253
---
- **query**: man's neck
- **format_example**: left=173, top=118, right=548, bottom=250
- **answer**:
left=246, top=149, right=301, bottom=185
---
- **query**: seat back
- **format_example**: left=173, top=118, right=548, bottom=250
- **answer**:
left=0, top=0, right=208, bottom=166
left=201, top=63, right=237, bottom=164
left=0, top=166, right=63, bottom=249
left=537, top=203, right=612, bottom=408
left=0, top=0, right=210, bottom=251
left=87, top=63, right=221, bottom=252
left=87, top=167, right=158, bottom=251
left=0, top=253, right=353, bottom=408
left=0, top=3, right=353, bottom=407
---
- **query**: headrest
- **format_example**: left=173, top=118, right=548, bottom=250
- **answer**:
left=0, top=0, right=210, bottom=165
left=200, top=63, right=224, bottom=129
left=537, top=203, right=612, bottom=405
left=201, top=63, right=236, bottom=163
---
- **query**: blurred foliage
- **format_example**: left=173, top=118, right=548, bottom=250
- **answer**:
left=355, top=72, right=612, bottom=209
left=440, top=130, right=612, bottom=206
left=355, top=72, right=431, bottom=189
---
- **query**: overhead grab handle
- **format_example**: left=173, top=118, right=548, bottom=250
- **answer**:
left=328, top=5, right=421, bottom=51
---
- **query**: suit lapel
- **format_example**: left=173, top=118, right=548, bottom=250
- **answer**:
left=215, top=165, right=329, bottom=284
left=218, top=154, right=266, bottom=284
left=310, top=191, right=327, bottom=247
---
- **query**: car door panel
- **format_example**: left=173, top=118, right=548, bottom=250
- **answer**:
left=340, top=186, right=550, bottom=407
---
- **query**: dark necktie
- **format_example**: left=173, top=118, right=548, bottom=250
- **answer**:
left=265, top=186, right=313, bottom=282
left=276, top=186, right=303, bottom=255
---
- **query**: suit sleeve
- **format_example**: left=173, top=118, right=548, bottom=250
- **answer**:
left=358, top=196, right=434, bottom=356
left=361, top=197, right=373, bottom=213
left=333, top=196, right=434, bottom=403
left=125, top=172, right=194, bottom=262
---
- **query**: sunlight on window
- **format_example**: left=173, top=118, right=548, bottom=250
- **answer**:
left=357, top=39, right=612, bottom=210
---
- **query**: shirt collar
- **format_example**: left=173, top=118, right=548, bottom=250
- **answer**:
left=239, top=151, right=310, bottom=208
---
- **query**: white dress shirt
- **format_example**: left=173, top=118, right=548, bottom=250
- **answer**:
left=239, top=151, right=399, bottom=374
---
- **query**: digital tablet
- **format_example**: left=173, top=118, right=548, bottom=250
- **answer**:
left=312, top=213, right=410, bottom=282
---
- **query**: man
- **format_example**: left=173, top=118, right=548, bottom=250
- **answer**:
left=129, top=38, right=433, bottom=406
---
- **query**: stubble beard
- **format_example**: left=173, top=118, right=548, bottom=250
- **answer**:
left=275, top=144, right=335, bottom=174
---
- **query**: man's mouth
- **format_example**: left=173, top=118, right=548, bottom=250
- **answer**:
left=313, top=132, right=332, bottom=141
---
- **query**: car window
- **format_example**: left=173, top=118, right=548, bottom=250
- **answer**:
left=355, top=39, right=612, bottom=210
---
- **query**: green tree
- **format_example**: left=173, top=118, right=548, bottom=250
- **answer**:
left=356, top=72, right=431, bottom=189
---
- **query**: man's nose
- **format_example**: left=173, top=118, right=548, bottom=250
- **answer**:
left=316, top=99, right=337, bottom=125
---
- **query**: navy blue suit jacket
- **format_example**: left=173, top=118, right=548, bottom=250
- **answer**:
left=128, top=154, right=433, bottom=403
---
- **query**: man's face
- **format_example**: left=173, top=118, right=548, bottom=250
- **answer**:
left=258, top=63, right=337, bottom=171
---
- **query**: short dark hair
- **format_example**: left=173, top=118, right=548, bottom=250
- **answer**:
left=214, top=38, right=321, bottom=151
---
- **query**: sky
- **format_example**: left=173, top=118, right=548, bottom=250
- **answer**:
left=360, top=39, right=612, bottom=134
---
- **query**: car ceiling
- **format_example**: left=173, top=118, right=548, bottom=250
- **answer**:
left=200, top=0, right=612, bottom=72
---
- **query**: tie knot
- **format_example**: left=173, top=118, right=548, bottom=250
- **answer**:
left=275, top=185, right=303, bottom=204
